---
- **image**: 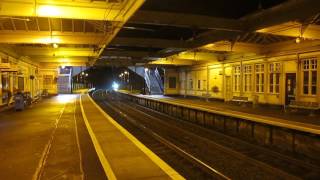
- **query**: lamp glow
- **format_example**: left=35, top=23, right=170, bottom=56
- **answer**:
left=112, top=82, right=119, bottom=91
left=37, top=5, right=61, bottom=17
left=57, top=94, right=75, bottom=104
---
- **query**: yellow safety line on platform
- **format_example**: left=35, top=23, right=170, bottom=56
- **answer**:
left=87, top=94, right=185, bottom=180
left=79, top=95, right=117, bottom=180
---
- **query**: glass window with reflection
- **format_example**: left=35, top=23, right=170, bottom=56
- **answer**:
left=302, top=58, right=317, bottom=95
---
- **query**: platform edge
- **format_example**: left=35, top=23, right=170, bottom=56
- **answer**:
left=87, top=94, right=185, bottom=180
left=79, top=95, right=117, bottom=180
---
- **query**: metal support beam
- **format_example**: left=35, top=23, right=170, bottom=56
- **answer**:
left=110, top=37, right=192, bottom=49
left=0, top=30, right=106, bottom=44
left=130, top=10, right=244, bottom=31
left=0, top=0, right=143, bottom=21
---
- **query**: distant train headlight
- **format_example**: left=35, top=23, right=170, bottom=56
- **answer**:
left=112, top=82, right=119, bottom=91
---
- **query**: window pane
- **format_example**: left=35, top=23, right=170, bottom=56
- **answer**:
left=312, top=86, right=317, bottom=95
left=276, top=74, right=280, bottom=84
left=276, top=85, right=279, bottom=93
left=304, top=85, right=308, bottom=94
left=303, top=60, right=309, bottom=70
left=312, top=71, right=317, bottom=85
left=303, top=71, right=309, bottom=85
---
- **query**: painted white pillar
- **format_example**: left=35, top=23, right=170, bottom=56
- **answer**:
left=0, top=70, right=2, bottom=105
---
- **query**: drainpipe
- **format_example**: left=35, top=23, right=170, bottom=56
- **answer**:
left=184, top=69, right=187, bottom=98
left=296, top=53, right=300, bottom=102
left=206, top=64, right=209, bottom=101
left=240, top=58, right=244, bottom=97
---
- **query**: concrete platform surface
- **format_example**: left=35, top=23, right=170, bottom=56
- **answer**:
left=0, top=95, right=105, bottom=180
left=80, top=94, right=184, bottom=180
left=122, top=92, right=320, bottom=135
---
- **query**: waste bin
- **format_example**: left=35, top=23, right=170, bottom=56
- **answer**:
left=14, top=93, right=24, bottom=111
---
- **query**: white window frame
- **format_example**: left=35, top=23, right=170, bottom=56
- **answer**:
left=233, top=65, right=241, bottom=92
left=243, top=65, right=252, bottom=92
left=255, top=64, right=264, bottom=93
left=269, top=63, right=281, bottom=94
left=302, top=58, right=317, bottom=95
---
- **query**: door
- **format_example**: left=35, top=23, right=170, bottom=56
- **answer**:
left=285, top=73, right=296, bottom=105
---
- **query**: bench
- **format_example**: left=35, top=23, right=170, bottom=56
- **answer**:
left=231, top=96, right=249, bottom=106
left=200, top=93, right=211, bottom=101
left=289, top=100, right=320, bottom=116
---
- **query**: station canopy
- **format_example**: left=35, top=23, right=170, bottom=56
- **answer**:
left=0, top=0, right=320, bottom=67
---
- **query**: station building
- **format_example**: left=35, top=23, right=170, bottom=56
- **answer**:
left=0, top=0, right=319, bottom=110
left=0, top=0, right=144, bottom=107
left=163, top=39, right=320, bottom=106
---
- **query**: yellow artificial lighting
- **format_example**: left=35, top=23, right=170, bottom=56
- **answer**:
left=58, top=57, right=70, bottom=63
left=203, top=43, right=215, bottom=49
left=37, top=5, right=61, bottom=17
left=37, top=37, right=61, bottom=44
left=57, top=94, right=75, bottom=104
left=61, top=65, right=65, bottom=69
left=53, top=43, right=59, bottom=48
left=295, top=37, right=301, bottom=44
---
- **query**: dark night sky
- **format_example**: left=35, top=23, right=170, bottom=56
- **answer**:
left=84, top=67, right=145, bottom=91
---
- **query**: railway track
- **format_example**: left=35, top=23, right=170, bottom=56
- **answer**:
left=92, top=90, right=320, bottom=179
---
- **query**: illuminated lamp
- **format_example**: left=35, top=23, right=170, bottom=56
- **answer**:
left=112, top=82, right=119, bottom=91
left=53, top=43, right=59, bottom=48
left=37, top=5, right=61, bottom=17
left=295, top=37, right=301, bottom=44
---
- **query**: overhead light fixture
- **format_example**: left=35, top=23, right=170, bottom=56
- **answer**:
left=0, top=17, right=30, bottom=21
left=53, top=43, right=59, bottom=48
left=295, top=37, right=301, bottom=44
left=37, top=5, right=61, bottom=17
left=204, top=43, right=215, bottom=49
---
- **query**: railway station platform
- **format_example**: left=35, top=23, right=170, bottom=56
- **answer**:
left=0, top=93, right=183, bottom=180
left=121, top=92, right=320, bottom=133
left=80, top=94, right=183, bottom=179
